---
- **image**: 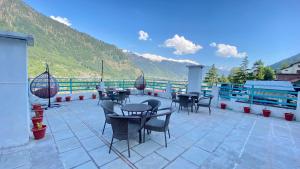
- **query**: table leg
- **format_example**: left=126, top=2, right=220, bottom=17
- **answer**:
left=139, top=130, right=142, bottom=143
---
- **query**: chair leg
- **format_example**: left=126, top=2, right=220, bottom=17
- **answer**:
left=109, top=137, right=114, bottom=153
left=168, top=129, right=170, bottom=138
left=187, top=107, right=189, bottom=115
left=209, top=107, right=211, bottom=115
left=127, top=139, right=130, bottom=157
left=97, top=99, right=101, bottom=105
left=164, top=131, right=167, bottom=147
left=102, top=121, right=106, bottom=135
left=143, top=128, right=146, bottom=143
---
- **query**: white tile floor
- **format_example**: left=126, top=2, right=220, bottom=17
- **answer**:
left=1, top=95, right=300, bottom=169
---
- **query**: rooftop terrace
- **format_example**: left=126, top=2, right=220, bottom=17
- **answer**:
left=1, top=95, right=300, bottom=169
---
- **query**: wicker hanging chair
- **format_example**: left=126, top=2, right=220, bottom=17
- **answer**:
left=134, top=72, right=146, bottom=90
left=30, top=64, right=59, bottom=107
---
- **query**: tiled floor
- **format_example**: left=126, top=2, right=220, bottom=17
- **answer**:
left=1, top=95, right=300, bottom=169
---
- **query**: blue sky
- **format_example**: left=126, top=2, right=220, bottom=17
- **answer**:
left=25, top=0, right=300, bottom=70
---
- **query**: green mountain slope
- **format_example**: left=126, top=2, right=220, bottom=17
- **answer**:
left=0, top=0, right=201, bottom=80
left=270, top=53, right=300, bottom=71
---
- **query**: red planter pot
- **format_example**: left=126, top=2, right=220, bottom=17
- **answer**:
left=31, top=117, right=43, bottom=128
left=221, top=103, right=227, bottom=109
left=262, top=109, right=271, bottom=117
left=284, top=113, right=294, bottom=121
left=56, top=97, right=62, bottom=102
left=148, top=92, right=152, bottom=96
left=92, top=94, right=97, bottom=99
left=154, top=93, right=158, bottom=97
left=32, top=125, right=47, bottom=140
left=34, top=108, right=44, bottom=117
left=32, top=104, right=41, bottom=110
left=79, top=96, right=84, bottom=100
left=65, top=96, right=71, bottom=102
left=244, top=107, right=251, bottom=113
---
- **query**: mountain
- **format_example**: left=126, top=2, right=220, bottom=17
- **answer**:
left=0, top=0, right=197, bottom=80
left=270, top=53, right=300, bottom=71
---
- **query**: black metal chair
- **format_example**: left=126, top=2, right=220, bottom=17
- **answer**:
left=108, top=114, right=147, bottom=157
left=117, top=91, right=126, bottom=104
left=143, top=107, right=175, bottom=147
left=125, top=89, right=131, bottom=103
left=140, top=99, right=161, bottom=115
left=97, top=90, right=111, bottom=105
left=178, top=95, right=193, bottom=115
left=100, top=100, right=119, bottom=134
left=196, top=95, right=214, bottom=115
left=171, top=92, right=180, bottom=107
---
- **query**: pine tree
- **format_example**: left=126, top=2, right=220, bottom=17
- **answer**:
left=204, top=64, right=219, bottom=85
left=263, top=67, right=275, bottom=80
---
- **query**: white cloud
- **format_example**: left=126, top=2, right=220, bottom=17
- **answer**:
left=210, top=42, right=247, bottom=58
left=135, top=52, right=199, bottom=65
left=50, top=16, right=71, bottom=26
left=138, top=30, right=149, bottom=41
left=164, top=34, right=202, bottom=55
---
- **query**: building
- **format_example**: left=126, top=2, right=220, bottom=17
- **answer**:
left=276, top=62, right=300, bottom=84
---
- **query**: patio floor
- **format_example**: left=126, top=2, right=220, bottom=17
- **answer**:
left=1, top=95, right=300, bottom=169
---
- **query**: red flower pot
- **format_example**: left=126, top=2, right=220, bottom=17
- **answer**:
left=284, top=113, right=294, bottom=121
left=79, top=96, right=84, bottom=100
left=221, top=103, right=227, bottom=109
left=34, top=108, right=44, bottom=117
left=262, top=109, right=271, bottom=117
left=154, top=93, right=158, bottom=97
left=65, top=96, right=71, bottom=102
left=92, top=94, right=97, bottom=99
left=148, top=92, right=152, bottom=95
left=244, top=107, right=250, bottom=113
left=31, top=117, right=43, bottom=128
left=32, top=104, right=41, bottom=110
left=56, top=97, right=62, bottom=102
left=32, top=125, right=47, bottom=140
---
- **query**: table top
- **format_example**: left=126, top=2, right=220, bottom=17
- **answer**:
left=121, top=104, right=152, bottom=112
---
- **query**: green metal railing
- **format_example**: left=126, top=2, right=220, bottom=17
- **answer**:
left=219, top=83, right=298, bottom=109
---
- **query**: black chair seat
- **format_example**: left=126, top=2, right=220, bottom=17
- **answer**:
left=145, top=118, right=165, bottom=132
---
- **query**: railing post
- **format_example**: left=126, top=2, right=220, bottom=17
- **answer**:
left=70, top=78, right=73, bottom=94
left=250, top=85, right=254, bottom=106
left=296, top=91, right=300, bottom=121
left=152, top=80, right=155, bottom=92
left=122, top=80, right=125, bottom=89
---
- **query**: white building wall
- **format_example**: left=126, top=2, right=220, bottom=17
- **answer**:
left=0, top=37, right=30, bottom=148
left=281, top=63, right=300, bottom=74
left=187, top=65, right=204, bottom=93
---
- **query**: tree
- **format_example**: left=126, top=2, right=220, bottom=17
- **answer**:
left=232, top=56, right=249, bottom=83
left=218, top=74, right=229, bottom=83
left=255, top=65, right=265, bottom=80
left=204, top=64, right=219, bottom=85
left=263, top=67, right=275, bottom=80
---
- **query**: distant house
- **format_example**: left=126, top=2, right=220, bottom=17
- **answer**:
left=276, top=62, right=300, bottom=84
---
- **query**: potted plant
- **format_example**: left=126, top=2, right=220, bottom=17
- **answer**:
left=34, top=108, right=44, bottom=117
left=79, top=95, right=84, bottom=100
left=32, top=122, right=47, bottom=140
left=154, top=92, right=158, bottom=97
left=284, top=112, right=294, bottom=121
left=243, top=106, right=251, bottom=113
left=262, top=107, right=271, bottom=117
left=92, top=94, right=97, bottom=99
left=31, top=116, right=43, bottom=128
left=32, top=104, right=41, bottom=110
left=148, top=91, right=152, bottom=95
left=65, top=96, right=71, bottom=102
left=220, top=103, right=227, bottom=109
left=56, top=97, right=62, bottom=102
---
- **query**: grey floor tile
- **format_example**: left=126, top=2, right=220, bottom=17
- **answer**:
left=101, top=158, right=131, bottom=169
left=80, top=136, right=105, bottom=151
left=89, top=146, right=118, bottom=167
left=155, top=143, right=185, bottom=161
left=56, top=137, right=81, bottom=153
left=73, top=161, right=98, bottom=169
left=0, top=150, right=30, bottom=169
left=52, top=130, right=74, bottom=141
left=164, top=157, right=198, bottom=169
left=135, top=153, right=168, bottom=169
left=181, top=146, right=211, bottom=167
left=59, top=147, right=90, bottom=169
left=132, top=140, right=161, bottom=157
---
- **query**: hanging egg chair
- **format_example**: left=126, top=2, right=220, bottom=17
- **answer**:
left=30, top=64, right=59, bottom=108
left=134, top=72, right=146, bottom=91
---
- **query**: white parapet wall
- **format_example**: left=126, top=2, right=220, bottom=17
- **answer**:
left=0, top=32, right=34, bottom=148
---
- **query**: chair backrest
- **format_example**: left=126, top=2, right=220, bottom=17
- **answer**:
left=171, top=92, right=177, bottom=100
left=178, top=95, right=190, bottom=107
left=189, top=92, right=200, bottom=97
left=108, top=115, right=140, bottom=140
left=198, top=95, right=214, bottom=106
left=141, top=99, right=161, bottom=113
left=100, top=100, right=115, bottom=121
left=163, top=108, right=175, bottom=129
left=118, top=91, right=126, bottom=101
left=125, top=89, right=131, bottom=96
left=208, top=95, right=214, bottom=106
